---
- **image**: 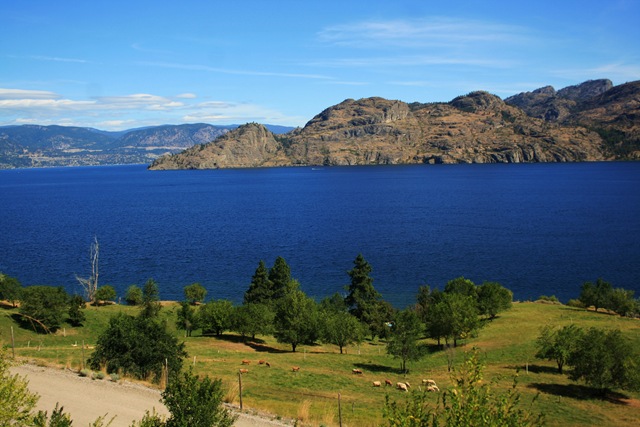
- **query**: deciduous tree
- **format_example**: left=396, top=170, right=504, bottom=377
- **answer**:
left=94, top=285, right=117, bottom=304
left=0, top=272, right=22, bottom=307
left=125, top=284, right=143, bottom=306
left=534, top=324, right=583, bottom=374
left=477, top=281, right=512, bottom=319
left=176, top=301, right=198, bottom=337
left=568, top=327, right=640, bottom=394
left=19, top=286, right=69, bottom=332
left=387, top=309, right=424, bottom=373
left=198, top=300, right=234, bottom=336
left=274, top=288, right=318, bottom=352
left=320, top=310, right=365, bottom=354
left=183, top=283, right=207, bottom=305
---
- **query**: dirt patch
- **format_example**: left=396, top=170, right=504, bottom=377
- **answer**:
left=10, top=363, right=293, bottom=427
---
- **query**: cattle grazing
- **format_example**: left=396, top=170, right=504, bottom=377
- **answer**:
left=239, top=368, right=249, bottom=374
left=384, top=379, right=393, bottom=386
left=265, top=362, right=271, bottom=368
left=396, top=382, right=408, bottom=392
left=292, top=366, right=300, bottom=372
left=427, top=385, right=440, bottom=392
left=241, top=359, right=251, bottom=365
left=372, top=381, right=381, bottom=387
left=258, top=360, right=266, bottom=365
left=422, top=379, right=437, bottom=387
left=352, top=368, right=363, bottom=375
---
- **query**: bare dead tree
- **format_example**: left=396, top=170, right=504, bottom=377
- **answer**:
left=76, top=236, right=99, bottom=302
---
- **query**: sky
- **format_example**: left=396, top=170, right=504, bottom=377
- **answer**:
left=1, top=0, right=639, bottom=130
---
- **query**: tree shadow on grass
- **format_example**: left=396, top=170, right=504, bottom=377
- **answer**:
left=507, top=364, right=559, bottom=375
left=528, top=383, right=631, bottom=405
left=245, top=341, right=290, bottom=354
left=353, top=362, right=400, bottom=374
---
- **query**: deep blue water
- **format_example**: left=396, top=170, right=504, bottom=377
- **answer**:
left=1, top=162, right=639, bottom=307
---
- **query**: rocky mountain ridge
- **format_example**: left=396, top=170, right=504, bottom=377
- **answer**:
left=151, top=79, right=640, bottom=170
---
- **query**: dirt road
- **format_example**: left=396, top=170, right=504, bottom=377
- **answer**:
left=10, top=364, right=291, bottom=427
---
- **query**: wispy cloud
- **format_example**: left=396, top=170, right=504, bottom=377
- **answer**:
left=138, top=61, right=333, bottom=80
left=307, top=54, right=515, bottom=69
left=318, top=17, right=530, bottom=49
left=0, top=88, right=61, bottom=100
left=551, top=62, right=640, bottom=83
left=27, top=55, right=89, bottom=63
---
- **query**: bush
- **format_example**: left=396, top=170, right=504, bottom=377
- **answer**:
left=79, top=369, right=91, bottom=377
left=89, top=313, right=186, bottom=383
left=125, top=285, right=143, bottom=306
left=536, top=295, right=560, bottom=304
left=566, top=299, right=585, bottom=308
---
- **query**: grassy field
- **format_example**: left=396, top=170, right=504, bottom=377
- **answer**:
left=2, top=301, right=639, bottom=426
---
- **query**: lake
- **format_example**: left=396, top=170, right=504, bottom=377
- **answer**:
left=1, top=162, right=639, bottom=307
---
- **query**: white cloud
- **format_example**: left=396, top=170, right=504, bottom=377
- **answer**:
left=176, top=93, right=197, bottom=99
left=0, top=88, right=61, bottom=100
left=0, top=87, right=304, bottom=130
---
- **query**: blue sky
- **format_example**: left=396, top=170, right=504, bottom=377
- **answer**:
left=1, top=0, right=639, bottom=130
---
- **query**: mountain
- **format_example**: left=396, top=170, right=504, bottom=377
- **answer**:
left=505, top=79, right=640, bottom=158
left=0, top=123, right=295, bottom=168
left=151, top=80, right=639, bottom=170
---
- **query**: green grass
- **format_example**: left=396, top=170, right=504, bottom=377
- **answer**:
left=2, top=301, right=639, bottom=426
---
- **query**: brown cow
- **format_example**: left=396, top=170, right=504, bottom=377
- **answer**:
left=258, top=360, right=266, bottom=365
left=372, top=381, right=381, bottom=387
left=384, top=379, right=393, bottom=386
left=352, top=368, right=363, bottom=375
left=265, top=362, right=271, bottom=368
left=241, top=359, right=251, bottom=365
left=396, top=382, right=408, bottom=392
left=292, top=366, right=300, bottom=372
left=239, top=368, right=249, bottom=374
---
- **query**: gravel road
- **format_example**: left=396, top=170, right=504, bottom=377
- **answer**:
left=10, top=364, right=292, bottom=427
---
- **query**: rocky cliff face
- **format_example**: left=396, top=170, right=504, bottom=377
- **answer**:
left=151, top=85, right=615, bottom=170
left=507, top=80, right=639, bottom=159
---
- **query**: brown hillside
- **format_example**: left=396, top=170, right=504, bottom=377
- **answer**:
left=149, top=82, right=634, bottom=170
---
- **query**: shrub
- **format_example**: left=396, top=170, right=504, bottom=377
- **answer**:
left=79, top=369, right=91, bottom=377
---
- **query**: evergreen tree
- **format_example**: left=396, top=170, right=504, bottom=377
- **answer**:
left=244, top=260, right=272, bottom=305
left=345, top=254, right=381, bottom=325
left=176, top=301, right=198, bottom=337
left=268, top=256, right=292, bottom=300
left=140, top=278, right=161, bottom=319
left=67, top=294, right=86, bottom=327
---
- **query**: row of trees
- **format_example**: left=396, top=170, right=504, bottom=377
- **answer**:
left=578, top=278, right=638, bottom=317
left=168, top=255, right=514, bottom=373
left=535, top=324, right=640, bottom=394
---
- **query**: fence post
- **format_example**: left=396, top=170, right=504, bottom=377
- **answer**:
left=338, top=393, right=342, bottom=427
left=11, top=326, right=15, bottom=358
left=238, top=371, right=243, bottom=410
left=82, top=340, right=85, bottom=370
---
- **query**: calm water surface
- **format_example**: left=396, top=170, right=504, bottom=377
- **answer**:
left=1, top=162, right=639, bottom=307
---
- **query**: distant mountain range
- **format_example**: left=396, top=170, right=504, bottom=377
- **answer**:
left=0, top=123, right=294, bottom=168
left=150, top=79, right=640, bottom=170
